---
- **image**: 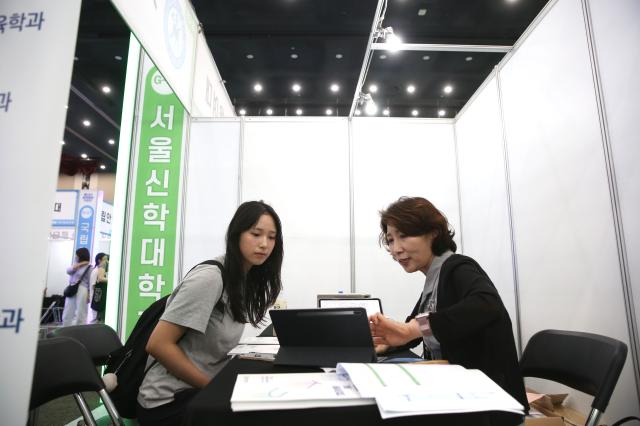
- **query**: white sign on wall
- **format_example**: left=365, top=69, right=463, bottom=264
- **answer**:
left=98, top=200, right=113, bottom=237
left=0, top=0, right=82, bottom=424
left=191, top=32, right=235, bottom=118
left=111, top=0, right=198, bottom=113
left=52, top=189, right=79, bottom=227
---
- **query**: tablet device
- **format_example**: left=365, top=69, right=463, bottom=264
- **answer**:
left=270, top=307, right=376, bottom=368
left=317, top=297, right=383, bottom=317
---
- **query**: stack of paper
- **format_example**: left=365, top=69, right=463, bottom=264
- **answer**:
left=229, top=362, right=524, bottom=418
left=230, top=372, right=375, bottom=411
left=228, top=336, right=280, bottom=360
left=336, top=363, right=525, bottom=419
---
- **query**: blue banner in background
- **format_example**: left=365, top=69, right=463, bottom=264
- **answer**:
left=74, top=190, right=97, bottom=254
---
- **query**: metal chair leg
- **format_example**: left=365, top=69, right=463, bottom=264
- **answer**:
left=99, top=389, right=125, bottom=426
left=72, top=393, right=97, bottom=426
left=585, top=408, right=603, bottom=426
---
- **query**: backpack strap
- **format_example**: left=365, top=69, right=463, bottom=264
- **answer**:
left=185, top=260, right=226, bottom=314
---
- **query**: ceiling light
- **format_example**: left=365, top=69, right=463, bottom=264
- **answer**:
left=357, top=92, right=377, bottom=116
left=369, top=84, right=378, bottom=93
left=385, top=34, right=402, bottom=53
left=246, top=54, right=254, bottom=59
left=108, top=138, right=115, bottom=145
left=114, top=55, right=122, bottom=61
left=82, top=119, right=91, bottom=127
left=383, top=108, right=390, bottom=116
left=326, top=108, right=333, bottom=115
left=443, top=85, right=453, bottom=94
left=465, top=56, right=473, bottom=62
left=422, top=55, right=431, bottom=61
left=292, top=83, right=301, bottom=93
left=253, top=83, right=263, bottom=93
left=335, top=53, right=343, bottom=59
left=355, top=109, right=361, bottom=116
left=438, top=109, right=446, bottom=117
left=100, top=165, right=106, bottom=170
left=380, top=54, right=387, bottom=60
left=411, top=109, right=419, bottom=117
left=65, top=105, right=68, bottom=109
left=81, top=153, right=88, bottom=159
left=290, top=53, right=299, bottom=59
left=60, top=140, right=65, bottom=145
left=266, top=108, right=273, bottom=115
left=296, top=108, right=303, bottom=115
left=406, top=84, right=416, bottom=94
left=418, top=8, right=427, bottom=16
left=375, top=26, right=402, bottom=53
left=101, top=85, right=111, bottom=94
left=239, top=109, right=247, bottom=116
left=330, top=83, right=340, bottom=93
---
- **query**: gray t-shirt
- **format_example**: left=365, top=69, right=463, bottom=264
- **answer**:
left=137, top=258, right=244, bottom=409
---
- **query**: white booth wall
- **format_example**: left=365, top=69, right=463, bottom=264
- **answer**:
left=454, top=77, right=521, bottom=347
left=589, top=0, right=640, bottom=363
left=184, top=117, right=461, bottom=333
left=351, top=118, right=459, bottom=322
left=241, top=118, right=352, bottom=310
left=181, top=0, right=639, bottom=418
left=181, top=120, right=241, bottom=273
left=454, top=0, right=640, bottom=421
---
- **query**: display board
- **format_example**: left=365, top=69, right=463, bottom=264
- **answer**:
left=0, top=0, right=82, bottom=423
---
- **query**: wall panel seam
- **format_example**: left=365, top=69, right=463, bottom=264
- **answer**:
left=496, top=68, right=523, bottom=357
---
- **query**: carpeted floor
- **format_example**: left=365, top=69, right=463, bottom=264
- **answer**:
left=32, top=392, right=100, bottom=425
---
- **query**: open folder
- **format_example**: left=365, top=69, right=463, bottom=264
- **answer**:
left=269, top=307, right=376, bottom=368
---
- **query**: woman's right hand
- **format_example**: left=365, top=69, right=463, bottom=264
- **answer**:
left=374, top=344, right=390, bottom=354
left=369, top=312, right=421, bottom=347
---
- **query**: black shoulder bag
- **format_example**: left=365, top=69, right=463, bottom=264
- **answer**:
left=63, top=264, right=91, bottom=298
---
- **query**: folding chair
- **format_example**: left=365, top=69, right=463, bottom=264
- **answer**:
left=48, top=323, right=123, bottom=365
left=520, top=329, right=627, bottom=426
left=30, top=337, right=123, bottom=426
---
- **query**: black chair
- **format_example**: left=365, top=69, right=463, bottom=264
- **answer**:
left=30, top=337, right=123, bottom=426
left=48, top=323, right=123, bottom=365
left=520, top=329, right=628, bottom=426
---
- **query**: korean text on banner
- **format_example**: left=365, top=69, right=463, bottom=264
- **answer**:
left=126, top=65, right=184, bottom=337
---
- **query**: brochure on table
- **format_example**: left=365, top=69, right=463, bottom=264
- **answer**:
left=230, top=362, right=524, bottom=419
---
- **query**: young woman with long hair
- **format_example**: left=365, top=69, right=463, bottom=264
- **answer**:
left=137, top=201, right=283, bottom=425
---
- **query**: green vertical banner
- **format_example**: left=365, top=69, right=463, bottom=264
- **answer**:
left=125, top=58, right=185, bottom=337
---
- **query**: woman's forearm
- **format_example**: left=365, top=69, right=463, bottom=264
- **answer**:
left=149, top=342, right=210, bottom=388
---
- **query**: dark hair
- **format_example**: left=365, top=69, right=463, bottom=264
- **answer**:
left=75, top=247, right=91, bottom=262
left=94, top=252, right=107, bottom=267
left=379, top=197, right=457, bottom=256
left=225, top=201, right=283, bottom=327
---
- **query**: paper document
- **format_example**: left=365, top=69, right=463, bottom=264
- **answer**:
left=337, top=363, right=524, bottom=419
left=238, top=336, right=279, bottom=345
left=228, top=344, right=280, bottom=356
left=230, top=372, right=375, bottom=412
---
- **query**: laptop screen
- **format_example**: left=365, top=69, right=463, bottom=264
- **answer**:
left=318, top=298, right=382, bottom=317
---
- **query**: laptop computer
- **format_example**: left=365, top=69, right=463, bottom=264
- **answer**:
left=317, top=297, right=383, bottom=318
left=270, top=307, right=377, bottom=368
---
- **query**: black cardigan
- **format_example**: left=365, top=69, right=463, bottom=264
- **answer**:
left=402, top=254, right=528, bottom=411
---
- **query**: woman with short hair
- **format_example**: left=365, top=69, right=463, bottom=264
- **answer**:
left=369, top=196, right=528, bottom=420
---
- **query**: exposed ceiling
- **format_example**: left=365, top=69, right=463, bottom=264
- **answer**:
left=62, top=0, right=549, bottom=174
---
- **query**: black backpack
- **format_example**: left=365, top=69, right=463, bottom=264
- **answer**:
left=104, top=260, right=225, bottom=418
